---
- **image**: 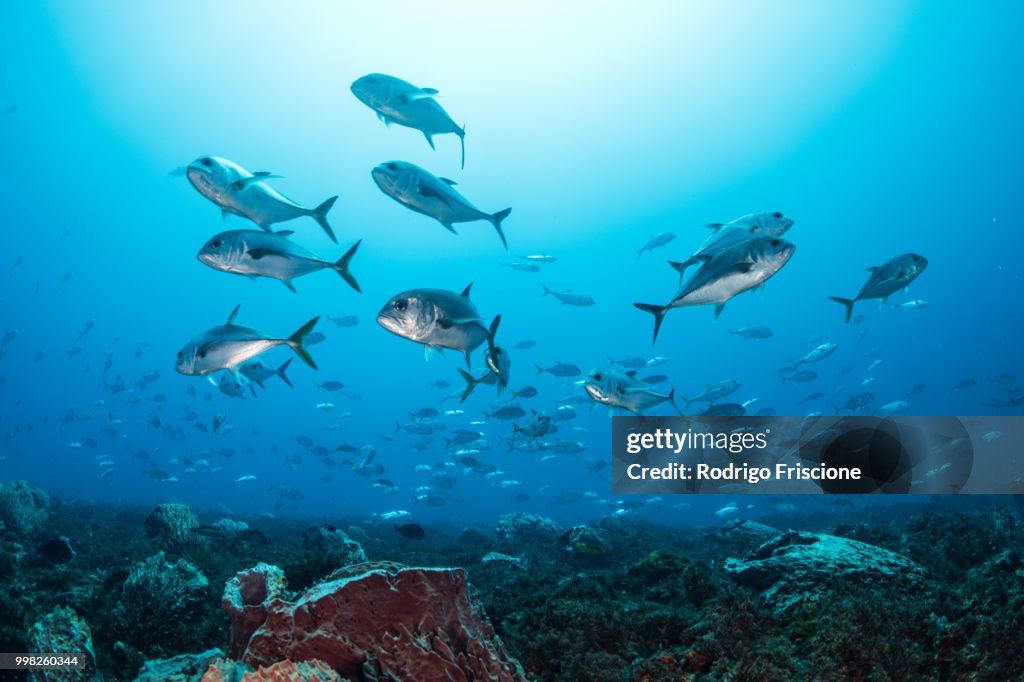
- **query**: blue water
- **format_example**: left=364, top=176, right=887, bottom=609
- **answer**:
left=1, top=2, right=1021, bottom=525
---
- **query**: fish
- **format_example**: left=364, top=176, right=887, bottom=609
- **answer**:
left=635, top=236, right=796, bottom=343
left=782, top=370, right=819, bottom=384
left=35, top=536, right=76, bottom=564
left=682, top=380, right=741, bottom=409
left=794, top=343, right=838, bottom=367
left=636, top=232, right=676, bottom=260
left=879, top=400, right=911, bottom=412
left=351, top=74, right=466, bottom=168
left=213, top=371, right=257, bottom=399
left=233, top=474, right=258, bottom=484
left=377, top=284, right=499, bottom=368
left=706, top=212, right=794, bottom=235
left=318, top=380, right=345, bottom=392
left=541, top=285, right=595, bottom=306
left=327, top=314, right=359, bottom=327
left=535, top=362, right=581, bottom=378
left=371, top=161, right=511, bottom=248
left=500, top=262, right=541, bottom=273
left=513, top=340, right=537, bottom=350
left=521, top=254, right=557, bottom=264
left=728, top=324, right=773, bottom=339
left=175, top=305, right=319, bottom=376
left=511, top=385, right=538, bottom=399
left=186, top=156, right=339, bottom=242
left=394, top=522, right=427, bottom=540
left=829, top=253, right=929, bottom=322
left=484, top=404, right=527, bottom=421
left=583, top=368, right=679, bottom=415
left=896, top=299, right=929, bottom=310
left=197, top=230, right=361, bottom=293
left=799, top=392, right=825, bottom=404
left=698, top=403, right=746, bottom=416
left=234, top=358, right=291, bottom=389
left=834, top=392, right=874, bottom=413
left=456, top=367, right=499, bottom=403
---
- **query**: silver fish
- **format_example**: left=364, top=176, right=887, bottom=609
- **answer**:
left=239, top=357, right=293, bottom=388
left=634, top=236, right=796, bottom=343
left=175, top=305, right=319, bottom=376
left=197, top=229, right=360, bottom=293
left=584, top=368, right=679, bottom=415
left=371, top=161, right=511, bottom=248
left=705, top=211, right=794, bottom=235
left=186, top=156, right=338, bottom=242
left=683, top=379, right=741, bottom=410
left=377, top=283, right=498, bottom=367
left=541, top=285, right=595, bottom=306
left=829, top=253, right=928, bottom=322
left=636, top=232, right=676, bottom=261
left=351, top=74, right=466, bottom=168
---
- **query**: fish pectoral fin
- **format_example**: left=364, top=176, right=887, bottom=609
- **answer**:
left=418, top=182, right=454, bottom=208
left=625, top=370, right=638, bottom=377
left=282, top=279, right=297, bottom=293
left=439, top=177, right=458, bottom=186
left=247, top=248, right=290, bottom=260
left=232, top=173, right=282, bottom=191
left=714, top=303, right=726, bottom=319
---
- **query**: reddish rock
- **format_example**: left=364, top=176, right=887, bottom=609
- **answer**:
left=223, top=563, right=290, bottom=659
left=234, top=561, right=526, bottom=681
left=201, top=658, right=346, bottom=682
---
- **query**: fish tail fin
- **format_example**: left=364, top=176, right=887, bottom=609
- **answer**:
left=829, top=296, right=855, bottom=323
left=287, top=316, right=320, bottom=370
left=458, top=124, right=466, bottom=169
left=457, top=369, right=477, bottom=404
left=668, top=387, right=682, bottom=416
left=312, top=196, right=338, bottom=243
left=633, top=302, right=667, bottom=345
left=682, top=396, right=693, bottom=410
left=636, top=249, right=643, bottom=262
left=534, top=363, right=544, bottom=377
left=276, top=358, right=294, bottom=389
left=541, top=284, right=552, bottom=297
left=332, top=240, right=361, bottom=292
left=489, top=208, right=512, bottom=250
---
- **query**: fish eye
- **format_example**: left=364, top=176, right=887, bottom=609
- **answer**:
left=773, top=212, right=783, bottom=218
left=200, top=157, right=213, bottom=167
left=385, top=162, right=398, bottom=171
left=393, top=299, right=407, bottom=312
left=593, top=373, right=602, bottom=381
left=210, top=239, right=221, bottom=248
left=770, top=238, right=781, bottom=247
left=364, top=76, right=376, bottom=84
left=176, top=351, right=182, bottom=358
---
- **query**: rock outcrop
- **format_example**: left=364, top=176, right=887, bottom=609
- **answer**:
left=226, top=561, right=526, bottom=681
left=724, top=531, right=929, bottom=615
left=144, top=503, right=201, bottom=548
left=27, top=606, right=99, bottom=681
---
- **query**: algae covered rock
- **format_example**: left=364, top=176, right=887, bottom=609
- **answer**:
left=115, top=552, right=210, bottom=654
left=133, top=648, right=223, bottom=682
left=495, top=512, right=562, bottom=544
left=26, top=606, right=99, bottom=681
left=222, top=563, right=289, bottom=659
left=724, top=530, right=929, bottom=615
left=0, top=480, right=51, bottom=535
left=300, top=525, right=367, bottom=565
left=144, top=502, right=201, bottom=548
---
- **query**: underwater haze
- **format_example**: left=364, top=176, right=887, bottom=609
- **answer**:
left=2, top=2, right=1024, bottom=680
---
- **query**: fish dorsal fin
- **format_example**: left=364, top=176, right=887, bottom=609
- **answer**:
left=461, top=283, right=473, bottom=298
left=226, top=304, right=241, bottom=326
left=439, top=177, right=458, bottom=186
left=626, top=370, right=638, bottom=377
left=274, top=230, right=294, bottom=237
left=421, top=87, right=439, bottom=95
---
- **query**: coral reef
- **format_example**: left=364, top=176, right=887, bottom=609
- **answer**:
left=133, top=648, right=224, bottom=682
left=724, top=530, right=930, bottom=615
left=144, top=503, right=201, bottom=549
left=495, top=512, right=561, bottom=544
left=222, top=563, right=288, bottom=659
left=238, top=561, right=527, bottom=681
left=114, top=552, right=210, bottom=655
left=26, top=606, right=98, bottom=681
left=0, top=479, right=50, bottom=535
left=201, top=658, right=346, bottom=681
